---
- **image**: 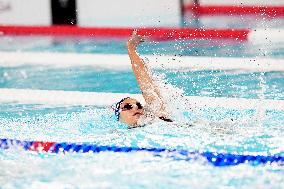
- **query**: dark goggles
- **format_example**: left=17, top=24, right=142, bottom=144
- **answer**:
left=121, top=102, right=143, bottom=111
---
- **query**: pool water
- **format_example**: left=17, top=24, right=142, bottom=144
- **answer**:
left=0, top=18, right=284, bottom=189
left=1, top=149, right=282, bottom=189
left=0, top=35, right=284, bottom=58
left=0, top=103, right=283, bottom=188
left=1, top=66, right=284, bottom=100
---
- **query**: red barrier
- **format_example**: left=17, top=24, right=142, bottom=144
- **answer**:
left=184, top=5, right=284, bottom=17
left=30, top=141, right=56, bottom=152
left=0, top=25, right=249, bottom=40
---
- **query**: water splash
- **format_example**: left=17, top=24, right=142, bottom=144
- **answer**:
left=256, top=72, right=267, bottom=127
left=143, top=58, right=202, bottom=123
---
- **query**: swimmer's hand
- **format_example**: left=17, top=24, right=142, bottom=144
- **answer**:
left=127, top=30, right=145, bottom=49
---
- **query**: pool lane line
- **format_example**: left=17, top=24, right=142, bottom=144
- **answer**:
left=1, top=88, right=284, bottom=111
left=0, top=25, right=249, bottom=41
left=184, top=4, right=284, bottom=17
left=0, top=138, right=283, bottom=167
left=1, top=52, right=284, bottom=72
left=0, top=26, right=282, bottom=42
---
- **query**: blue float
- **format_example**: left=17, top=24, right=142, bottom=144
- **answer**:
left=0, top=138, right=283, bottom=167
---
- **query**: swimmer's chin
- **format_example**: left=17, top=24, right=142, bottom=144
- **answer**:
left=127, top=113, right=143, bottom=128
left=128, top=121, right=145, bottom=129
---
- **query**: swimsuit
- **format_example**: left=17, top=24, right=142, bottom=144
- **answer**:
left=159, top=116, right=173, bottom=122
left=137, top=104, right=173, bottom=126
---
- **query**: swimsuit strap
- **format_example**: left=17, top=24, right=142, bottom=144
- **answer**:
left=159, top=116, right=173, bottom=122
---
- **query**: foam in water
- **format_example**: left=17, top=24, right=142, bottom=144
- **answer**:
left=142, top=56, right=189, bottom=120
left=144, top=56, right=237, bottom=126
left=140, top=53, right=279, bottom=133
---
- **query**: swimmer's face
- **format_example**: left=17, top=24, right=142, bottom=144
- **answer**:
left=119, top=98, right=144, bottom=126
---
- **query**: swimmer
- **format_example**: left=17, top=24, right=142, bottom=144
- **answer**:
left=114, top=30, right=173, bottom=127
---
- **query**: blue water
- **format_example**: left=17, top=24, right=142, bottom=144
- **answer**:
left=1, top=66, right=284, bottom=100
left=0, top=35, right=284, bottom=58
left=1, top=103, right=284, bottom=154
left=0, top=102, right=284, bottom=188
left=0, top=18, right=284, bottom=189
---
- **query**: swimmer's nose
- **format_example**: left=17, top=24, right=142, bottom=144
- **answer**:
left=133, top=104, right=139, bottom=110
left=132, top=104, right=142, bottom=111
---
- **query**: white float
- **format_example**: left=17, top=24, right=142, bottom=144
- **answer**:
left=0, top=88, right=283, bottom=111
left=0, top=51, right=283, bottom=72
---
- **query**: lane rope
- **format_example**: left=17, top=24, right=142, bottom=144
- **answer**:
left=0, top=25, right=249, bottom=40
left=1, top=52, right=284, bottom=72
left=1, top=88, right=284, bottom=110
left=0, top=26, right=283, bottom=42
left=184, top=4, right=284, bottom=17
left=0, top=138, right=283, bottom=167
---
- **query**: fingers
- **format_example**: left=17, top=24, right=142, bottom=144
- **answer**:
left=140, top=36, right=145, bottom=42
left=132, top=29, right=138, bottom=35
left=127, top=29, right=146, bottom=48
left=132, top=30, right=145, bottom=41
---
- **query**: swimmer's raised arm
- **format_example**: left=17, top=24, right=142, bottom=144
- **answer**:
left=127, top=30, right=170, bottom=119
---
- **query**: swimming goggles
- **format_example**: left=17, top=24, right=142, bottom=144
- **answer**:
left=121, top=102, right=143, bottom=111
left=114, top=97, right=143, bottom=121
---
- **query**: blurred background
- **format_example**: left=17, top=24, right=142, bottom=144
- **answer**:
left=0, top=0, right=283, bottom=27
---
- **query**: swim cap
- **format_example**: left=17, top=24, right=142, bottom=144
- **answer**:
left=114, top=97, right=130, bottom=121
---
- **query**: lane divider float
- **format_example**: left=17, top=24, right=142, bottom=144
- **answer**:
left=0, top=25, right=249, bottom=40
left=0, top=138, right=283, bottom=167
left=0, top=25, right=282, bottom=43
left=184, top=4, right=284, bottom=17
left=1, top=52, right=283, bottom=72
left=1, top=88, right=284, bottom=110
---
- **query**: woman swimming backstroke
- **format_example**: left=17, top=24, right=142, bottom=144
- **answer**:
left=114, top=30, right=173, bottom=127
